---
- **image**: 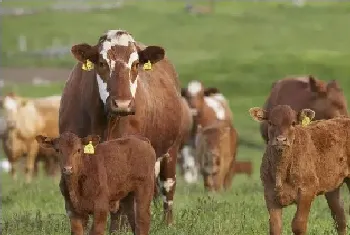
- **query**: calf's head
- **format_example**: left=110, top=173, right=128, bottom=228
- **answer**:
left=249, top=105, right=315, bottom=150
left=71, top=30, right=165, bottom=116
left=35, top=132, right=100, bottom=176
left=181, top=80, right=220, bottom=117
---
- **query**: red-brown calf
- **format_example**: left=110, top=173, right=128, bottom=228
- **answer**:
left=36, top=132, right=156, bottom=235
left=250, top=105, right=350, bottom=235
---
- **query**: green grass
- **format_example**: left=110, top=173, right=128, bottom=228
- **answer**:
left=2, top=1, right=350, bottom=234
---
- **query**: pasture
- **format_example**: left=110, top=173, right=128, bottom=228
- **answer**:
left=2, top=1, right=350, bottom=234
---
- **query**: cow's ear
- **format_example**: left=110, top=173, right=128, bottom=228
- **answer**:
left=309, top=75, right=327, bottom=96
left=249, top=107, right=268, bottom=122
left=138, top=46, right=165, bottom=65
left=36, top=135, right=57, bottom=149
left=204, top=87, right=220, bottom=96
left=71, top=43, right=99, bottom=64
left=82, top=135, right=101, bottom=147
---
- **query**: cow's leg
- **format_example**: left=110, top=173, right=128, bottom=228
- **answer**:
left=159, top=144, right=179, bottom=225
left=344, top=177, right=350, bottom=215
left=9, top=160, right=17, bottom=181
left=90, top=210, right=108, bottom=235
left=135, top=182, right=153, bottom=235
left=25, top=141, right=39, bottom=183
left=325, top=188, right=346, bottom=235
left=291, top=190, right=314, bottom=235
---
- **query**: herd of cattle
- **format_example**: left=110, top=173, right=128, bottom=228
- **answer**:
left=1, top=29, right=349, bottom=235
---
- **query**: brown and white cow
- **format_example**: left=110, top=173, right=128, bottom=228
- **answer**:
left=59, top=29, right=184, bottom=231
left=259, top=75, right=348, bottom=143
left=0, top=93, right=61, bottom=182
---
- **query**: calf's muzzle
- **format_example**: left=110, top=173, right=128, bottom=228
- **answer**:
left=62, top=166, right=73, bottom=175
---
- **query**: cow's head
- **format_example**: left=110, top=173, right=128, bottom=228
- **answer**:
left=71, top=30, right=165, bottom=116
left=0, top=93, right=28, bottom=129
left=197, top=124, right=230, bottom=191
left=308, top=76, right=348, bottom=119
left=181, top=80, right=220, bottom=117
left=249, top=105, right=315, bottom=150
left=36, top=132, right=100, bottom=176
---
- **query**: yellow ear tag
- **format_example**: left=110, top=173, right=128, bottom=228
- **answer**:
left=84, top=141, right=94, bottom=154
left=301, top=116, right=311, bottom=127
left=143, top=60, right=152, bottom=71
left=82, top=60, right=94, bottom=71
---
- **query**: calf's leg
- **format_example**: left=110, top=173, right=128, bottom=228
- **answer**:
left=69, top=213, right=86, bottom=235
left=291, top=190, right=314, bottom=235
left=135, top=182, right=153, bottom=235
left=90, top=210, right=108, bottom=235
left=265, top=188, right=283, bottom=235
left=223, top=159, right=236, bottom=191
left=325, top=188, right=346, bottom=235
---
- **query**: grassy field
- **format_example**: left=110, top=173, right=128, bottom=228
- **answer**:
left=2, top=1, right=350, bottom=234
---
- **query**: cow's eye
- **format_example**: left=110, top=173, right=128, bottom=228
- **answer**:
left=292, top=121, right=296, bottom=126
left=99, top=62, right=104, bottom=68
left=77, top=148, right=81, bottom=153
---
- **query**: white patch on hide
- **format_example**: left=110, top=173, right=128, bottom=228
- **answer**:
left=96, top=74, right=110, bottom=104
left=163, top=178, right=175, bottom=193
left=204, top=96, right=225, bottom=120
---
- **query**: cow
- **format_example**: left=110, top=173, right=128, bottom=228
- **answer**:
left=36, top=132, right=156, bottom=235
left=58, top=29, right=184, bottom=231
left=0, top=93, right=61, bottom=182
left=249, top=105, right=350, bottom=235
left=259, top=75, right=348, bottom=143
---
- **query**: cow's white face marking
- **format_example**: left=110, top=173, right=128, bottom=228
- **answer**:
left=3, top=97, right=17, bottom=111
left=188, top=81, right=202, bottom=96
left=99, top=30, right=139, bottom=99
left=163, top=178, right=175, bottom=192
left=96, top=74, right=110, bottom=104
left=204, top=96, right=225, bottom=120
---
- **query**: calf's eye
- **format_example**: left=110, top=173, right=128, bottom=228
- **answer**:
left=77, top=149, right=81, bottom=153
left=292, top=121, right=296, bottom=126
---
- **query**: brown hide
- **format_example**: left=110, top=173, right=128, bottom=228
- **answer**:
left=38, top=133, right=155, bottom=235
left=250, top=105, right=350, bottom=234
left=59, top=34, right=182, bottom=227
left=260, top=76, right=348, bottom=143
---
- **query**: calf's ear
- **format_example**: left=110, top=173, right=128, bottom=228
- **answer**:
left=297, top=109, right=315, bottom=125
left=138, top=46, right=165, bottom=65
left=82, top=135, right=101, bottom=146
left=249, top=107, right=268, bottom=122
left=35, top=135, right=56, bottom=149
left=71, top=43, right=99, bottom=64
left=204, top=87, right=220, bottom=96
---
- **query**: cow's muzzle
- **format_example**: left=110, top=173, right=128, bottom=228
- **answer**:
left=108, top=97, right=136, bottom=116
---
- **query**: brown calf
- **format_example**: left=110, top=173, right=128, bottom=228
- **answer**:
left=250, top=105, right=350, bottom=235
left=59, top=29, right=183, bottom=229
left=260, top=75, right=348, bottom=143
left=36, top=132, right=156, bottom=235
